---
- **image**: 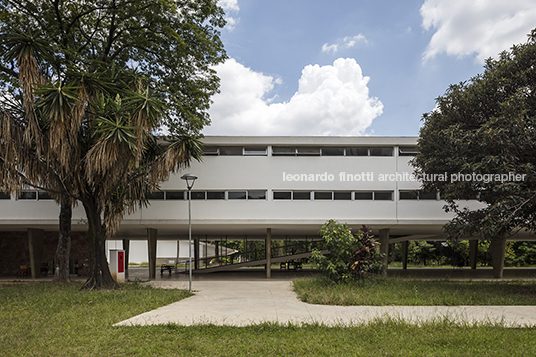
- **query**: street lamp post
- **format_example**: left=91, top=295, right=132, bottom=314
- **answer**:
left=180, top=173, right=197, bottom=292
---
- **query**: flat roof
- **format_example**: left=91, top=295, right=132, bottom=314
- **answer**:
left=202, top=136, right=418, bottom=146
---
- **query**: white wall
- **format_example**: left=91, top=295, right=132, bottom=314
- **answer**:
left=0, top=137, right=461, bottom=237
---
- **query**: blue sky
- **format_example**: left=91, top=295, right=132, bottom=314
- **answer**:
left=203, top=0, right=536, bottom=137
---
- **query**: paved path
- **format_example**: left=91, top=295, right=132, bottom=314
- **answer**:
left=115, top=280, right=536, bottom=327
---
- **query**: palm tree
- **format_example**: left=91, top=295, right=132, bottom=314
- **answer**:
left=0, top=0, right=224, bottom=289
left=0, top=31, right=203, bottom=290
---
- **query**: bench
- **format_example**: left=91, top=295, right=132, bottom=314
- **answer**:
left=160, top=265, right=174, bottom=275
left=280, top=260, right=303, bottom=271
left=16, top=265, right=30, bottom=278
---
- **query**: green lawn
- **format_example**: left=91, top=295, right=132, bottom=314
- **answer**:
left=1, top=281, right=536, bottom=356
left=293, top=277, right=536, bottom=306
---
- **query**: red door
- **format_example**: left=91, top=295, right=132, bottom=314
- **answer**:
left=118, top=251, right=124, bottom=273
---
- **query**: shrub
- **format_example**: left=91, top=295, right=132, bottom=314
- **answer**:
left=312, top=220, right=384, bottom=282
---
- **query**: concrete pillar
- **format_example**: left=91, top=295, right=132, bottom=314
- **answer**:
left=194, top=237, right=199, bottom=270
left=28, top=228, right=45, bottom=279
left=491, top=234, right=507, bottom=279
left=379, top=228, right=390, bottom=275
left=147, top=228, right=157, bottom=280
left=469, top=239, right=478, bottom=270
left=401, top=240, right=409, bottom=270
left=204, top=236, right=208, bottom=268
left=266, top=228, right=272, bottom=278
left=122, top=239, right=130, bottom=280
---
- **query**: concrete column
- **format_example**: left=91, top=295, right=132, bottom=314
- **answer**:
left=266, top=228, right=272, bottom=278
left=204, top=236, right=208, bottom=268
left=122, top=239, right=130, bottom=280
left=147, top=228, right=157, bottom=280
left=379, top=228, right=390, bottom=275
left=401, top=240, right=409, bottom=270
left=469, top=239, right=478, bottom=270
left=194, top=237, right=199, bottom=270
left=28, top=228, right=45, bottom=279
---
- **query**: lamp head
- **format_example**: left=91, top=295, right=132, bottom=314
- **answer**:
left=180, top=173, right=198, bottom=189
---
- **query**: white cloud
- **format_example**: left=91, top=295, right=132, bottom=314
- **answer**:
left=219, top=0, right=239, bottom=12
left=421, top=0, right=536, bottom=63
left=322, top=35, right=368, bottom=53
left=204, top=58, right=383, bottom=136
left=322, top=43, right=339, bottom=53
left=219, top=0, right=240, bottom=31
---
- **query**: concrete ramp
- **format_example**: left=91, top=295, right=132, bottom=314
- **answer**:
left=193, top=250, right=328, bottom=273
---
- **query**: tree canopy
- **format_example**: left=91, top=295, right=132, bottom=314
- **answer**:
left=412, top=29, right=536, bottom=277
left=0, top=0, right=226, bottom=134
left=0, top=0, right=227, bottom=289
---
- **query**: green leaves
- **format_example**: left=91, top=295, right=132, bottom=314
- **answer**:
left=313, top=220, right=384, bottom=283
left=413, top=28, right=536, bottom=241
left=35, top=81, right=79, bottom=124
left=0, top=28, right=53, bottom=64
left=92, top=93, right=140, bottom=153
left=0, top=0, right=227, bottom=290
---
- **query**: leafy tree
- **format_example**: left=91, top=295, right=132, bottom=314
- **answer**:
left=312, top=220, right=383, bottom=282
left=412, top=29, right=536, bottom=278
left=407, top=241, right=436, bottom=266
left=506, top=241, right=536, bottom=267
left=0, top=0, right=226, bottom=289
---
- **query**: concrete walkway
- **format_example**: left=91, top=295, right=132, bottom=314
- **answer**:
left=115, top=279, right=536, bottom=327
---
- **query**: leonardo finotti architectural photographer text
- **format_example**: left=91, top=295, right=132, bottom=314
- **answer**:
left=282, top=171, right=527, bottom=183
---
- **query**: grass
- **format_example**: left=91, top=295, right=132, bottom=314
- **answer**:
left=293, top=276, right=536, bottom=306
left=0, top=281, right=535, bottom=356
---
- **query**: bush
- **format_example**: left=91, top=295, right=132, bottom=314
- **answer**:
left=311, top=220, right=384, bottom=282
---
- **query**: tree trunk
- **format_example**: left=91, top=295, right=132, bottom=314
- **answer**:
left=80, top=196, right=119, bottom=290
left=491, top=234, right=507, bottom=279
left=52, top=196, right=72, bottom=283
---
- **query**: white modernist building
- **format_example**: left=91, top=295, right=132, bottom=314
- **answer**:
left=2, top=136, right=532, bottom=278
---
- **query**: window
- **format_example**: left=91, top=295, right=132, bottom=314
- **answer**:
left=399, top=146, right=419, bottom=156
left=270, top=146, right=395, bottom=157
left=272, top=146, right=296, bottom=156
left=202, top=146, right=269, bottom=156
left=207, top=191, right=225, bottom=200
left=244, top=147, right=267, bottom=156
left=374, top=191, right=393, bottom=200
left=248, top=190, right=267, bottom=200
left=399, top=191, right=418, bottom=200
left=293, top=191, right=311, bottom=200
left=147, top=191, right=165, bottom=200
left=322, top=147, right=345, bottom=156
left=354, top=191, right=373, bottom=200
left=202, top=146, right=219, bottom=155
left=334, top=191, right=352, bottom=200
left=419, top=191, right=438, bottom=200
left=219, top=146, right=243, bottom=156
left=166, top=191, right=184, bottom=200
left=0, top=192, right=10, bottom=200
left=273, top=191, right=291, bottom=200
left=345, top=147, right=369, bottom=156
left=399, top=190, right=438, bottom=200
left=370, top=147, right=393, bottom=156
left=191, top=191, right=206, bottom=200
left=228, top=191, right=247, bottom=200
left=314, top=191, right=333, bottom=200
left=297, top=147, right=320, bottom=156
left=18, top=191, right=37, bottom=200
left=37, top=191, right=52, bottom=200
left=143, top=190, right=270, bottom=201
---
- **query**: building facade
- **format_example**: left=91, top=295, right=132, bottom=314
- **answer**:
left=2, top=136, right=530, bottom=277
